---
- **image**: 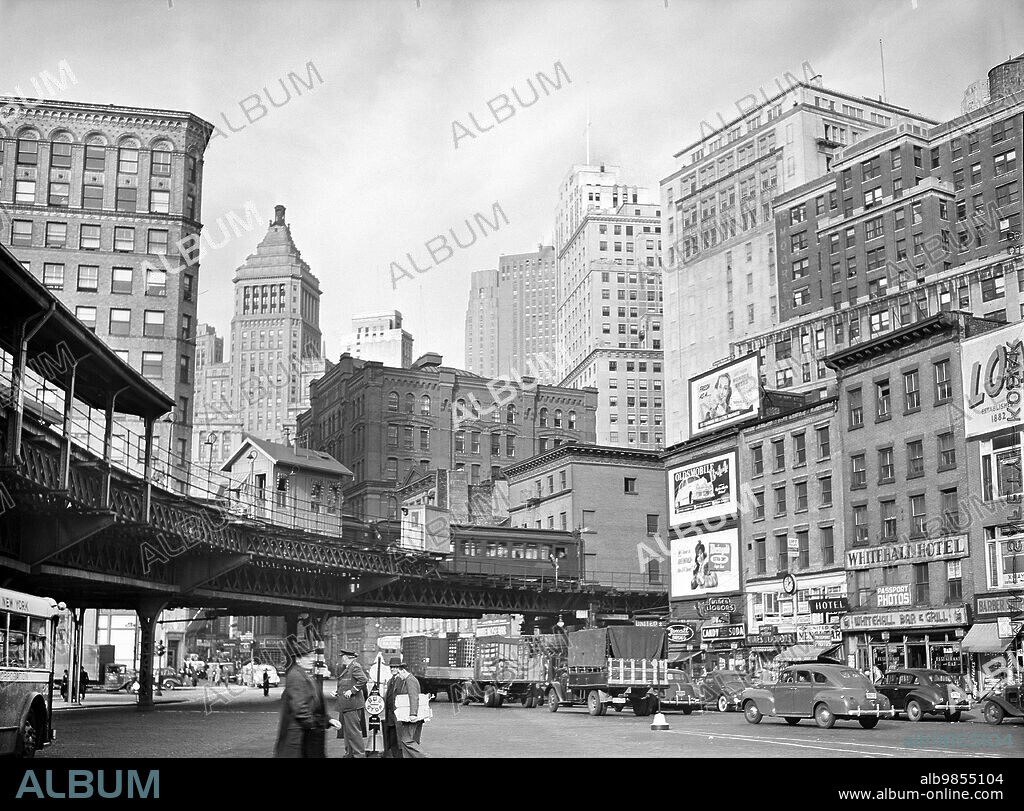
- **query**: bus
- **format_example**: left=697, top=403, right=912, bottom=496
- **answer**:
left=0, top=587, right=60, bottom=757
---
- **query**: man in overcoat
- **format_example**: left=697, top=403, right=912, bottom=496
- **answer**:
left=383, top=659, right=427, bottom=758
left=334, top=649, right=368, bottom=758
left=275, top=647, right=338, bottom=758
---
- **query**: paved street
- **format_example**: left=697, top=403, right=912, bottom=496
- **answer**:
left=39, top=688, right=1024, bottom=759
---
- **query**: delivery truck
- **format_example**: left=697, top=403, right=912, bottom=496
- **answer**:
left=545, top=626, right=668, bottom=716
left=472, top=634, right=568, bottom=708
left=401, top=634, right=476, bottom=703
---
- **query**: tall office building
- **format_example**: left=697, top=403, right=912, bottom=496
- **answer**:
left=0, top=96, right=213, bottom=489
left=191, top=205, right=329, bottom=476
left=743, top=89, right=1024, bottom=395
left=464, top=245, right=558, bottom=382
left=554, top=165, right=665, bottom=449
left=660, top=78, right=936, bottom=445
left=340, top=310, right=413, bottom=368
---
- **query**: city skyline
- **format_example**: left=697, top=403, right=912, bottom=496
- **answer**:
left=3, top=0, right=1021, bottom=369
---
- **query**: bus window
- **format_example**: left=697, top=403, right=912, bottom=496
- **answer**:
left=29, top=618, right=47, bottom=668
left=525, top=544, right=538, bottom=560
left=495, top=544, right=509, bottom=558
left=540, top=545, right=551, bottom=561
left=486, top=542, right=498, bottom=558
left=511, top=544, right=524, bottom=559
left=8, top=615, right=27, bottom=667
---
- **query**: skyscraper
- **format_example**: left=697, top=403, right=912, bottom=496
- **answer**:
left=660, top=78, right=937, bottom=445
left=340, top=310, right=414, bottom=368
left=554, top=164, right=665, bottom=449
left=464, top=245, right=558, bottom=383
left=0, top=96, right=213, bottom=489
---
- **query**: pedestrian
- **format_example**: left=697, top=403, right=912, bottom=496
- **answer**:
left=870, top=662, right=883, bottom=683
left=383, top=658, right=427, bottom=759
left=262, top=668, right=271, bottom=697
left=60, top=670, right=69, bottom=701
left=79, top=667, right=89, bottom=701
left=274, top=644, right=339, bottom=758
left=333, top=649, right=368, bottom=758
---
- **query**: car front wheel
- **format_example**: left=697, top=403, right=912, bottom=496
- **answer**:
left=18, top=715, right=39, bottom=758
left=906, top=699, right=924, bottom=722
left=984, top=701, right=1005, bottom=725
left=547, top=690, right=559, bottom=713
left=717, top=695, right=729, bottom=713
left=814, top=703, right=836, bottom=729
left=743, top=701, right=762, bottom=725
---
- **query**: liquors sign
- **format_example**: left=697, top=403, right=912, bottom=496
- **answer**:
left=961, top=321, right=1024, bottom=439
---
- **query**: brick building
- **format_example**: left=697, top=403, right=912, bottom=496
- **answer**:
left=503, top=444, right=665, bottom=588
left=297, top=352, right=597, bottom=522
left=747, top=90, right=1023, bottom=400
left=826, top=313, right=998, bottom=676
left=739, top=397, right=845, bottom=674
left=0, top=96, right=213, bottom=489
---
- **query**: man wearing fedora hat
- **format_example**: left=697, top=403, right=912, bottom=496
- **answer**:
left=383, top=657, right=427, bottom=758
left=333, top=648, right=368, bottom=758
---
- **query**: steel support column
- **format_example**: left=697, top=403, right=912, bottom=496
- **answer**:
left=135, top=598, right=166, bottom=709
left=57, top=354, right=79, bottom=491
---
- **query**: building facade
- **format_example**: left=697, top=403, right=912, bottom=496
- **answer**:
left=339, top=310, right=413, bottom=368
left=0, top=96, right=214, bottom=489
left=660, top=78, right=936, bottom=445
left=554, top=164, right=665, bottom=449
left=827, top=314, right=989, bottom=677
left=298, top=352, right=597, bottom=522
left=504, top=444, right=666, bottom=588
left=464, top=246, right=558, bottom=383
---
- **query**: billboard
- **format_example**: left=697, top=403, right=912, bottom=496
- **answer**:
left=960, top=320, right=1024, bottom=439
left=689, top=354, right=761, bottom=438
left=668, top=450, right=738, bottom=525
left=670, top=528, right=740, bottom=599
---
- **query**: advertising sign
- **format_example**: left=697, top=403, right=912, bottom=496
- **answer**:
left=839, top=605, right=968, bottom=631
left=696, top=597, right=736, bottom=617
left=796, top=625, right=842, bottom=644
left=808, top=597, right=848, bottom=614
left=960, top=321, right=1024, bottom=439
left=877, top=584, right=912, bottom=608
left=670, top=529, right=741, bottom=599
left=668, top=451, right=738, bottom=525
left=745, top=632, right=796, bottom=647
left=976, top=594, right=1024, bottom=617
left=700, top=623, right=746, bottom=642
left=845, top=535, right=968, bottom=569
left=667, top=623, right=696, bottom=644
left=688, top=354, right=761, bottom=438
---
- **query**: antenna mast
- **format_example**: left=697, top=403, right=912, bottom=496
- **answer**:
left=879, top=39, right=888, bottom=103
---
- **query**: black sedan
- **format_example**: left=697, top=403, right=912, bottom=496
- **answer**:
left=875, top=669, right=971, bottom=722
left=700, top=670, right=755, bottom=713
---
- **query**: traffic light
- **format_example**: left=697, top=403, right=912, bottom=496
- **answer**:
left=155, top=642, right=166, bottom=658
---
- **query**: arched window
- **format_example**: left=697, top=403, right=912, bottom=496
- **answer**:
left=420, top=394, right=431, bottom=415
left=404, top=392, right=415, bottom=413
left=387, top=392, right=399, bottom=412
left=506, top=404, right=516, bottom=424
left=539, top=408, right=548, bottom=427
left=554, top=409, right=563, bottom=428
left=456, top=398, right=466, bottom=421
left=568, top=410, right=577, bottom=429
left=491, top=405, right=501, bottom=423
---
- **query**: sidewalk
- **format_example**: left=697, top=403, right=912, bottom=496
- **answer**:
left=52, top=690, right=194, bottom=711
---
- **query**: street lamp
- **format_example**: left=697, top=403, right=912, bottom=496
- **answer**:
left=204, top=433, right=217, bottom=496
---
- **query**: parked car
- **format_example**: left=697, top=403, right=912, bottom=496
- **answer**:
left=661, top=669, right=703, bottom=714
left=982, top=684, right=1024, bottom=725
left=157, top=667, right=186, bottom=689
left=875, top=669, right=972, bottom=722
left=741, top=663, right=895, bottom=729
left=701, top=669, right=754, bottom=712
left=240, top=662, right=281, bottom=687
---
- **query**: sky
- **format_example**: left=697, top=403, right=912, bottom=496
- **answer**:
left=2, top=0, right=1022, bottom=368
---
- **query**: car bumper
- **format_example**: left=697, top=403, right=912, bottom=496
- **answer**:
left=931, top=702, right=972, bottom=712
left=846, top=707, right=896, bottom=717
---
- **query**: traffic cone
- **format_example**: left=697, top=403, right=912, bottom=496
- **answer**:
left=650, top=712, right=670, bottom=731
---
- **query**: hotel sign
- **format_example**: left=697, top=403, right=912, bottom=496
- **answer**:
left=840, top=605, right=968, bottom=631
left=845, top=536, right=968, bottom=570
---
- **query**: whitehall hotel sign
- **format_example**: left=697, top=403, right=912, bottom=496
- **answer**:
left=846, top=535, right=967, bottom=570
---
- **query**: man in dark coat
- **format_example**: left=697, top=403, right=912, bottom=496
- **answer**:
left=385, top=659, right=427, bottom=758
left=333, top=649, right=368, bottom=758
left=275, top=648, right=338, bottom=758
left=382, top=656, right=403, bottom=759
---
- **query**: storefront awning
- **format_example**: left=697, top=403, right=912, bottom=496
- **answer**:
left=777, top=643, right=844, bottom=663
left=960, top=622, right=1012, bottom=654
left=668, top=650, right=701, bottom=667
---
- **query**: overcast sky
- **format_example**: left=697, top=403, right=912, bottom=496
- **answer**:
left=2, top=0, right=1021, bottom=369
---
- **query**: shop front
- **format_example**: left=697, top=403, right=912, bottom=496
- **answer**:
left=963, top=594, right=1024, bottom=694
left=667, top=595, right=746, bottom=677
left=841, top=605, right=969, bottom=679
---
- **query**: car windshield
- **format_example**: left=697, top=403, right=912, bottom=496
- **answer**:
left=719, top=672, right=751, bottom=687
left=928, top=672, right=955, bottom=684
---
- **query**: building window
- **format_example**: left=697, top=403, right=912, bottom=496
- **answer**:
left=115, top=186, right=138, bottom=212
left=81, top=184, right=104, bottom=210
left=16, top=138, right=39, bottom=165
left=907, top=440, right=924, bottom=478
left=848, top=387, right=863, bottom=428
left=147, top=229, right=169, bottom=254
left=879, top=446, right=895, bottom=483
left=755, top=538, right=766, bottom=574
left=941, top=488, right=960, bottom=532
left=48, top=181, right=70, bottom=207
left=15, top=179, right=36, bottom=204
left=146, top=268, right=167, bottom=296
left=420, top=395, right=431, bottom=416
left=851, top=454, right=867, bottom=488
left=118, top=147, right=139, bottom=174
left=150, top=189, right=170, bottom=214
left=910, top=494, right=927, bottom=537
left=143, top=310, right=165, bottom=337
left=772, top=438, right=785, bottom=472
left=819, top=475, right=832, bottom=507
left=903, top=369, right=920, bottom=412
left=937, top=432, right=956, bottom=471
left=77, top=265, right=99, bottom=292
left=796, top=530, right=809, bottom=569
left=795, top=481, right=808, bottom=512
left=753, top=491, right=765, bottom=521
left=108, top=308, right=131, bottom=336
left=913, top=562, right=929, bottom=604
left=816, top=426, right=830, bottom=459
left=946, top=560, right=962, bottom=603
left=934, top=359, right=952, bottom=402
left=774, top=485, right=787, bottom=517
left=111, top=267, right=133, bottom=294
left=875, top=379, right=890, bottom=419
left=141, top=351, right=163, bottom=379
left=853, top=505, right=868, bottom=545
left=75, top=306, right=97, bottom=332
left=152, top=149, right=172, bottom=177
left=42, top=263, right=65, bottom=290
left=11, top=220, right=33, bottom=246
left=821, top=526, right=835, bottom=565
left=881, top=499, right=897, bottom=540
left=624, top=477, right=637, bottom=494
left=751, top=445, right=763, bottom=476
left=793, top=432, right=806, bottom=465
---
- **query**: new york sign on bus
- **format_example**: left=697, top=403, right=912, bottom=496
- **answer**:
left=961, top=321, right=1024, bottom=439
